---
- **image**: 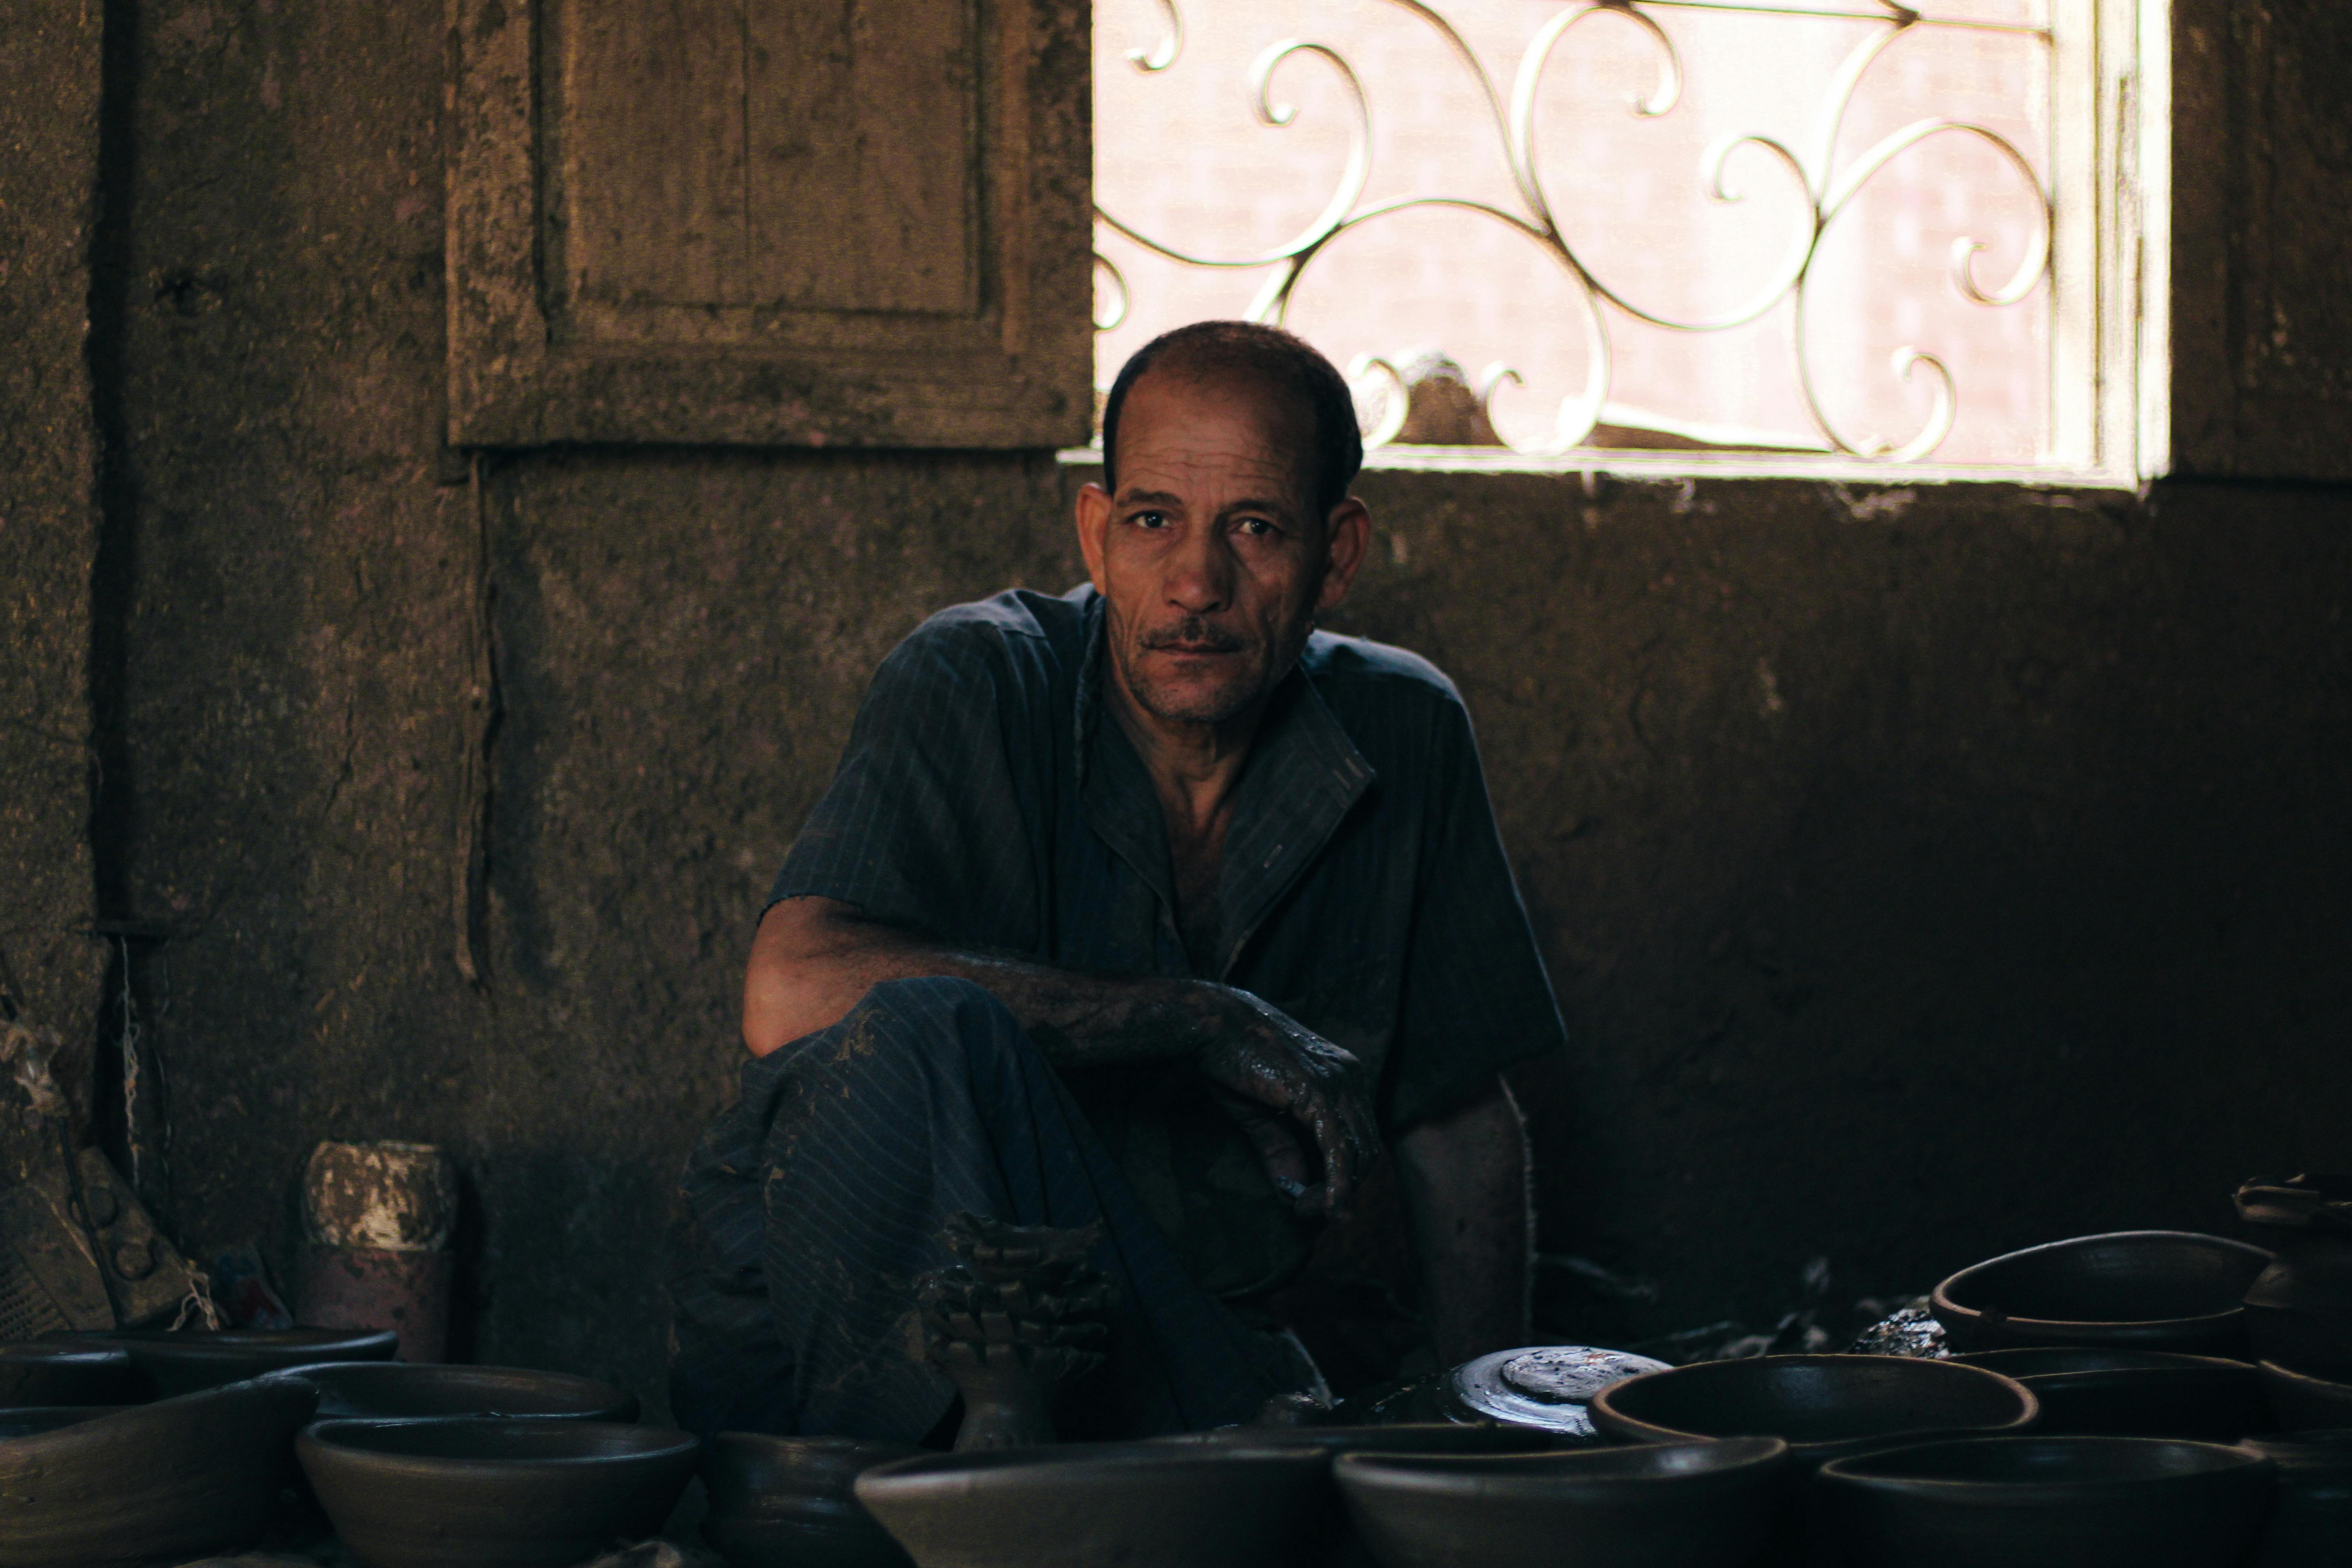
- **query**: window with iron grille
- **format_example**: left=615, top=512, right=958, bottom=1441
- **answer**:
left=1092, top=0, right=2158, bottom=480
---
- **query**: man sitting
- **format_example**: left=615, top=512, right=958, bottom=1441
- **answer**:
left=669, top=321, right=1566, bottom=1443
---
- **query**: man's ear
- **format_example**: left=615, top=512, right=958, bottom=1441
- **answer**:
left=1074, top=482, right=1113, bottom=598
left=1315, top=497, right=1373, bottom=615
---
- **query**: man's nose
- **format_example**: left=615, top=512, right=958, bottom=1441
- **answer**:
left=1165, top=521, right=1234, bottom=613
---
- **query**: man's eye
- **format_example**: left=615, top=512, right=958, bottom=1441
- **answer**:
left=1130, top=510, right=1169, bottom=529
left=1236, top=517, right=1276, bottom=538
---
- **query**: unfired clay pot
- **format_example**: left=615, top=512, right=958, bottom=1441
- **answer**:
left=1813, top=1436, right=2276, bottom=1568
left=0, top=1344, right=134, bottom=1407
left=55, top=1325, right=397, bottom=1397
left=298, top=1417, right=700, bottom=1568
left=1335, top=1437, right=1791, bottom=1568
left=1947, top=1348, right=2266, bottom=1440
left=265, top=1360, right=638, bottom=1422
left=0, top=1376, right=319, bottom=1568
left=855, top=1441, right=1331, bottom=1568
left=2260, top=1358, right=2352, bottom=1429
left=702, top=1432, right=923, bottom=1568
left=1931, top=1231, right=2274, bottom=1356
left=1588, top=1354, right=2039, bottom=1472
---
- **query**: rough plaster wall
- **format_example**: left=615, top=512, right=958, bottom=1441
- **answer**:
left=0, top=1, right=103, bottom=1097
left=95, top=0, right=2352, bottom=1416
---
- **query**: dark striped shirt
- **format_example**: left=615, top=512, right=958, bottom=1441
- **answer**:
left=771, top=585, right=1565, bottom=1296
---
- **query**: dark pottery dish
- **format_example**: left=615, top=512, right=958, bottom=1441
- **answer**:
left=2261, top=1359, right=2352, bottom=1429
left=1812, top=1435, right=2275, bottom=1568
left=1932, top=1231, right=2274, bottom=1355
left=264, top=1360, right=639, bottom=1422
left=1441, top=1346, right=1673, bottom=1441
left=2238, top=1175, right=2352, bottom=1378
left=1587, top=1354, right=2039, bottom=1472
left=298, top=1417, right=700, bottom=1568
left=0, top=1376, right=319, bottom=1568
left=2243, top=1430, right=2352, bottom=1568
left=702, top=1432, right=923, bottom=1568
left=1947, top=1348, right=2265, bottom=1440
left=1335, top=1437, right=1791, bottom=1568
left=1149, top=1422, right=1549, bottom=1457
left=855, top=1441, right=1332, bottom=1568
left=0, top=1405, right=130, bottom=1439
left=54, top=1325, right=398, bottom=1397
left=0, top=1344, right=135, bottom=1407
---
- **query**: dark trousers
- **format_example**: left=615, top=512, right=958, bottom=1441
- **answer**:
left=668, top=976, right=1304, bottom=1441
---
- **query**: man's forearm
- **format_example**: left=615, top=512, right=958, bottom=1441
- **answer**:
left=744, top=895, right=1227, bottom=1065
left=1395, top=1074, right=1532, bottom=1367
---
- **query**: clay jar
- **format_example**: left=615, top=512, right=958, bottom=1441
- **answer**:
left=298, top=1417, right=700, bottom=1568
left=1588, top=1354, right=2039, bottom=1474
left=0, top=1376, right=320, bottom=1568
left=2237, top=1174, right=2352, bottom=1378
left=0, top=1344, right=133, bottom=1407
left=54, top=1325, right=397, bottom=1397
left=701, top=1432, right=923, bottom=1568
left=855, top=1441, right=1331, bottom=1568
left=1932, top=1231, right=2274, bottom=1356
left=265, top=1360, right=639, bottom=1422
left=1335, top=1438, right=1791, bottom=1568
left=2242, top=1430, right=2352, bottom=1568
left=1812, top=1436, right=2277, bottom=1568
left=1946, top=1348, right=2266, bottom=1441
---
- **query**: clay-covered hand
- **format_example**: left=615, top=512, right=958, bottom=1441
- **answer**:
left=1194, top=991, right=1381, bottom=1218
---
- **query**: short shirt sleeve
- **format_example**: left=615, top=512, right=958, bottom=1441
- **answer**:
left=767, top=616, right=1045, bottom=953
left=1380, top=693, right=1568, bottom=1130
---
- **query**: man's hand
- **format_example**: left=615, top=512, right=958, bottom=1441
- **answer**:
left=1195, top=991, right=1381, bottom=1219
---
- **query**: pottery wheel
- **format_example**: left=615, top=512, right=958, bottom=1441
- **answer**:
left=1443, top=1345, right=1672, bottom=1437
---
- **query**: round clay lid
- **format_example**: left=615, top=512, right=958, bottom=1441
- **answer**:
left=1442, top=1345, right=1672, bottom=1436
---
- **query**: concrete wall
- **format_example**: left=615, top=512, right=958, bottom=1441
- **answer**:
left=0, top=1, right=104, bottom=1161
left=27, top=0, right=2352, bottom=1413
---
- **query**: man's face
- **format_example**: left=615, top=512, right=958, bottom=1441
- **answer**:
left=1076, top=366, right=1368, bottom=730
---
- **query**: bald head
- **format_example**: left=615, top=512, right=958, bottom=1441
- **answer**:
left=1102, top=322, right=1363, bottom=524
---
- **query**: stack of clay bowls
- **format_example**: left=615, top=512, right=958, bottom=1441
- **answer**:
left=1931, top=1231, right=2276, bottom=1358
left=298, top=1417, right=699, bottom=1568
left=0, top=1376, right=321, bottom=1568
left=2237, top=1174, right=2352, bottom=1429
left=0, top=1343, right=135, bottom=1408
left=1335, top=1438, right=1790, bottom=1568
left=856, top=1441, right=1334, bottom=1568
left=51, top=1324, right=397, bottom=1397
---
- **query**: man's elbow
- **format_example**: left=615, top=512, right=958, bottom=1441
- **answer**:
left=740, top=897, right=842, bottom=1057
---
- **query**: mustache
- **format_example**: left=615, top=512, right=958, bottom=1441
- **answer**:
left=1139, top=618, right=1247, bottom=653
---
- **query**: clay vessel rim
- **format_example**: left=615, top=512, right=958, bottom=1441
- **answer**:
left=60, top=1327, right=398, bottom=1354
left=268, top=1359, right=628, bottom=1394
left=1588, top=1355, right=2040, bottom=1451
left=860, top=1441, right=1330, bottom=1488
left=0, top=1378, right=318, bottom=1451
left=2257, top=1359, right=2352, bottom=1398
left=301, top=1416, right=697, bottom=1473
left=1334, top=1435, right=1787, bottom=1493
left=712, top=1430, right=927, bottom=1458
left=1816, top=1434, right=2273, bottom=1493
left=1949, top=1349, right=2256, bottom=1377
left=0, top=1344, right=128, bottom=1365
left=1932, top=1231, right=2273, bottom=1329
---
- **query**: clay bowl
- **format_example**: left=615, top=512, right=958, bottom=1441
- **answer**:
left=2260, top=1358, right=2352, bottom=1429
left=702, top=1432, right=924, bottom=1568
left=0, top=1343, right=136, bottom=1407
left=2241, top=1430, right=2352, bottom=1568
left=855, top=1441, right=1333, bottom=1568
left=1932, top=1231, right=2274, bottom=1355
left=1335, top=1437, right=1791, bottom=1568
left=1147, top=1422, right=1551, bottom=1459
left=0, top=1376, right=319, bottom=1568
left=1812, top=1436, right=2277, bottom=1568
left=1947, top=1348, right=2265, bottom=1440
left=265, top=1360, right=639, bottom=1422
left=298, top=1417, right=700, bottom=1568
left=55, top=1325, right=398, bottom=1397
left=1587, top=1354, right=2039, bottom=1473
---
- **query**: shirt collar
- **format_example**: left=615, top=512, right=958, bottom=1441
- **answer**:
left=1072, top=588, right=1377, bottom=976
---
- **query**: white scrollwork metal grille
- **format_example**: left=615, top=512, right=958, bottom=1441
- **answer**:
left=1094, top=0, right=2063, bottom=465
